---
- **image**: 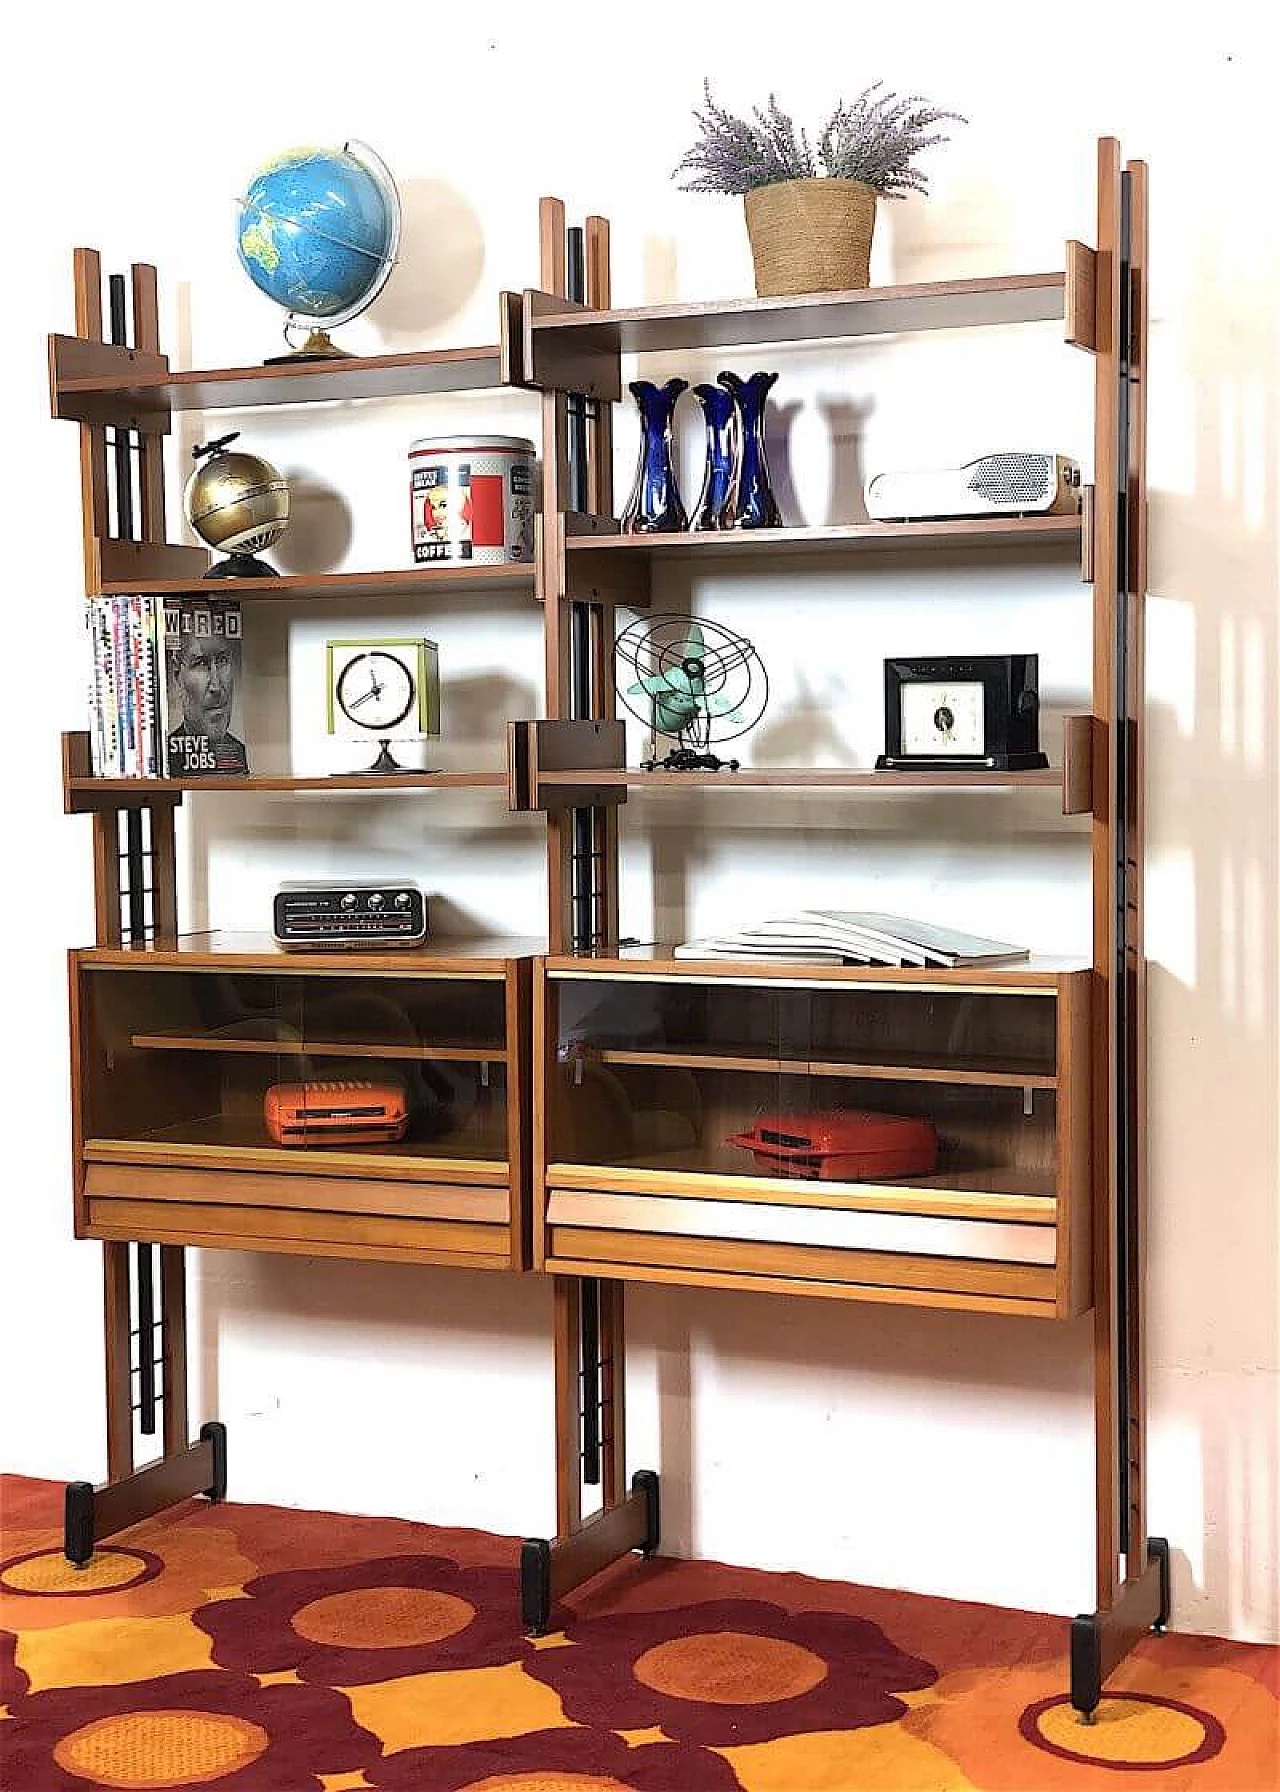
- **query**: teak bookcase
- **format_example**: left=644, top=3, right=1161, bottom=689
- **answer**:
left=49, top=134, right=1162, bottom=1717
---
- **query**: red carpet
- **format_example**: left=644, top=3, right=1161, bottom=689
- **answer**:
left=2, top=1474, right=1276, bottom=1789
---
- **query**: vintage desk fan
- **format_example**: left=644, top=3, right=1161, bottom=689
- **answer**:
left=615, top=614, right=769, bottom=771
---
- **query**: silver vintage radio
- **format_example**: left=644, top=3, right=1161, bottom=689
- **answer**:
left=866, top=453, right=1082, bottom=521
left=273, top=880, right=428, bottom=949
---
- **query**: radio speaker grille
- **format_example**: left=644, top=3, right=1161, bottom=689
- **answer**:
left=966, top=454, right=1052, bottom=505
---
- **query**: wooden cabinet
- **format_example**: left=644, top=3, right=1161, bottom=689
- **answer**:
left=71, top=936, right=531, bottom=1270
left=536, top=955, right=1091, bottom=1318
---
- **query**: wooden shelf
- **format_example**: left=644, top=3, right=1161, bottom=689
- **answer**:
left=51, top=339, right=507, bottom=423
left=526, top=269, right=1075, bottom=392
left=564, top=513, right=1082, bottom=564
left=131, top=1031, right=507, bottom=1064
left=593, top=1044, right=1056, bottom=1089
left=546, top=949, right=1086, bottom=989
left=80, top=931, right=543, bottom=974
left=98, top=563, right=536, bottom=601
left=537, top=765, right=1064, bottom=791
left=65, top=768, right=508, bottom=813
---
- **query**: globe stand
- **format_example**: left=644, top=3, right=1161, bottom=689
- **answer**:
left=203, top=553, right=279, bottom=580
left=264, top=327, right=354, bottom=366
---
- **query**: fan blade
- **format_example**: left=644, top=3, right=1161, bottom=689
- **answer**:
left=643, top=668, right=693, bottom=696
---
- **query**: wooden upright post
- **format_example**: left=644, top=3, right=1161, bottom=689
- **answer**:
left=1071, top=140, right=1167, bottom=1719
left=62, top=250, right=223, bottom=1569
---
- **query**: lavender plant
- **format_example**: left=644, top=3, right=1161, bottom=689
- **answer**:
left=675, top=81, right=964, bottom=198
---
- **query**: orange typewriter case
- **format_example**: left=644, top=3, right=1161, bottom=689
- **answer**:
left=264, top=1079, right=408, bottom=1147
left=728, top=1109, right=939, bottom=1181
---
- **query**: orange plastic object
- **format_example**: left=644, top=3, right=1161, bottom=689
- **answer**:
left=727, top=1109, right=939, bottom=1181
left=264, top=1079, right=408, bottom=1147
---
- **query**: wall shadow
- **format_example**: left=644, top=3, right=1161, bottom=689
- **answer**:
left=271, top=473, right=354, bottom=574
left=371, top=180, right=487, bottom=343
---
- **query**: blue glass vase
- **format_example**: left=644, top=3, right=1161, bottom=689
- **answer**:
left=718, top=370, right=782, bottom=529
left=690, top=383, right=739, bottom=530
left=621, top=378, right=688, bottom=533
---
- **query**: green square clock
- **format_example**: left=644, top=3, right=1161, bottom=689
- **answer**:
left=325, top=636, right=440, bottom=775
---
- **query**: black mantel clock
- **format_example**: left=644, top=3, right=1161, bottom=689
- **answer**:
left=876, top=653, right=1049, bottom=772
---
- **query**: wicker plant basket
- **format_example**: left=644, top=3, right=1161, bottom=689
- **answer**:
left=744, top=177, right=876, bottom=298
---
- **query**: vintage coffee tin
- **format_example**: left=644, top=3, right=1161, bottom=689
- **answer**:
left=409, top=434, right=536, bottom=565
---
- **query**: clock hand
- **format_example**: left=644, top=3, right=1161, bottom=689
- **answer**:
left=346, top=686, right=382, bottom=712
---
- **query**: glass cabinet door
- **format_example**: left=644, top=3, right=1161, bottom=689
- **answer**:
left=81, top=966, right=509, bottom=1174
left=548, top=974, right=1059, bottom=1200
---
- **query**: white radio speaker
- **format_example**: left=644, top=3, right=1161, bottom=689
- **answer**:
left=865, top=453, right=1082, bottom=521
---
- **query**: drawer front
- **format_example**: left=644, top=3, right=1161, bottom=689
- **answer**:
left=546, top=1224, right=1060, bottom=1315
left=546, top=1188, right=1056, bottom=1265
left=85, top=1161, right=509, bottom=1223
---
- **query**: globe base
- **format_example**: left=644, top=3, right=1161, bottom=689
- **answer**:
left=204, top=554, right=279, bottom=580
left=265, top=327, right=353, bottom=365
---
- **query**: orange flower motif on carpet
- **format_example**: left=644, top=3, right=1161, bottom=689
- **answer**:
left=3, top=1667, right=381, bottom=1790
left=523, top=1599, right=937, bottom=1747
left=366, top=1724, right=745, bottom=1790
left=195, top=1554, right=524, bottom=1686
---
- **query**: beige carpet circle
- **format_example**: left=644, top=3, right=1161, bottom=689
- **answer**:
left=53, top=1709, right=268, bottom=1788
left=462, top=1776, right=630, bottom=1792
left=291, top=1585, right=474, bottom=1648
left=633, top=1629, right=828, bottom=1705
left=1034, top=1695, right=1211, bottom=1765
left=1, top=1549, right=151, bottom=1595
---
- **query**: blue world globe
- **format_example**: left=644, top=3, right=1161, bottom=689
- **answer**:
left=237, top=144, right=398, bottom=325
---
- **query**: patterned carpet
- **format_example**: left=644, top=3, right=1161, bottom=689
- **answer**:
left=1, top=1475, right=1276, bottom=1791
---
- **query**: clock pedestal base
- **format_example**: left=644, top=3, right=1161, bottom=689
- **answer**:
left=875, top=751, right=1049, bottom=772
left=337, top=740, right=441, bottom=776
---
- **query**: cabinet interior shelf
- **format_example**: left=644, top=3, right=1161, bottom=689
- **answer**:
left=98, top=564, right=536, bottom=601
left=130, top=1031, right=507, bottom=1064
left=548, top=1151, right=1057, bottom=1206
left=590, top=1044, right=1055, bottom=1088
left=85, top=1130, right=509, bottom=1177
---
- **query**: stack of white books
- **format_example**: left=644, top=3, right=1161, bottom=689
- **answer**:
left=674, top=911, right=1029, bottom=969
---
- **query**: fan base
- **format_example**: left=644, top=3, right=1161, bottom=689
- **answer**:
left=642, top=749, right=740, bottom=773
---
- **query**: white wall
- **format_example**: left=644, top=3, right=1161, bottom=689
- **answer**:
left=1, top=0, right=1275, bottom=1642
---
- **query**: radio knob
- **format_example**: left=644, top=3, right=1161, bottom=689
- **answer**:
left=395, top=892, right=411, bottom=907
left=367, top=892, right=384, bottom=909
left=340, top=892, right=357, bottom=909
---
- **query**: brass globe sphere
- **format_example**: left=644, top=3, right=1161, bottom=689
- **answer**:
left=184, top=432, right=290, bottom=577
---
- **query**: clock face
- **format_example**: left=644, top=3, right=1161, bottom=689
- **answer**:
left=336, top=651, right=416, bottom=732
left=326, top=638, right=439, bottom=744
left=900, top=680, right=985, bottom=756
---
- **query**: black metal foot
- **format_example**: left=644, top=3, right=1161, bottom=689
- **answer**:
left=1070, top=1611, right=1103, bottom=1718
left=64, top=1480, right=95, bottom=1568
left=633, top=1469, right=660, bottom=1555
left=521, top=1537, right=552, bottom=1635
left=1150, top=1535, right=1171, bottom=1628
left=1071, top=1536, right=1172, bottom=1717
left=200, top=1421, right=228, bottom=1503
